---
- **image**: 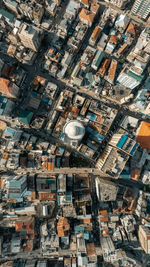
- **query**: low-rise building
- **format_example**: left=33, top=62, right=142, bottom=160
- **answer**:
left=105, top=59, right=117, bottom=84
left=91, top=50, right=104, bottom=70
left=117, top=66, right=144, bottom=90
left=79, top=8, right=95, bottom=27
left=89, top=26, right=101, bottom=46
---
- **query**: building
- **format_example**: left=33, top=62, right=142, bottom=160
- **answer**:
left=79, top=8, right=95, bottom=27
left=3, top=0, right=18, bottom=14
left=0, top=8, right=14, bottom=24
left=36, top=175, right=56, bottom=193
left=57, top=217, right=70, bottom=237
left=136, top=121, right=150, bottom=150
left=89, top=26, right=101, bottom=46
left=105, top=59, right=117, bottom=84
left=66, top=0, right=79, bottom=19
left=86, top=243, right=97, bottom=263
left=129, top=88, right=150, bottom=114
left=0, top=96, right=15, bottom=117
left=95, top=178, right=118, bottom=201
left=104, top=0, right=128, bottom=9
left=116, top=43, right=128, bottom=58
left=105, top=35, right=118, bottom=54
left=139, top=225, right=150, bottom=254
left=37, top=260, right=48, bottom=267
left=0, top=78, right=20, bottom=98
left=32, top=4, right=44, bottom=24
left=117, top=66, right=143, bottom=90
left=6, top=175, right=27, bottom=203
left=15, top=216, right=35, bottom=251
left=97, top=33, right=108, bottom=50
left=18, top=109, right=33, bottom=125
left=109, top=134, right=138, bottom=156
left=97, top=58, right=110, bottom=77
left=57, top=174, right=66, bottom=194
left=96, top=145, right=129, bottom=177
left=91, top=50, right=104, bottom=71
left=18, top=23, right=41, bottom=51
left=64, top=120, right=85, bottom=146
left=131, top=0, right=150, bottom=20
left=101, top=236, right=116, bottom=262
left=2, top=127, right=22, bottom=142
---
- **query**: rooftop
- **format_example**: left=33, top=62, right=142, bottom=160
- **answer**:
left=79, top=8, right=95, bottom=25
left=136, top=121, right=150, bottom=150
left=18, top=109, right=33, bottom=125
left=0, top=78, right=13, bottom=95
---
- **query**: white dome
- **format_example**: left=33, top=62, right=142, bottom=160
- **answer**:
left=64, top=120, right=85, bottom=140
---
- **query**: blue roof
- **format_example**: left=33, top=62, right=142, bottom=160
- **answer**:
left=84, top=231, right=92, bottom=240
left=117, top=135, right=127, bottom=149
left=43, top=98, right=49, bottom=103
left=5, top=127, right=15, bottom=137
left=130, top=142, right=138, bottom=155
left=58, top=147, right=64, bottom=155
left=66, top=194, right=72, bottom=202
left=120, top=170, right=130, bottom=179
left=87, top=141, right=97, bottom=151
left=48, top=99, right=52, bottom=105
left=61, top=133, right=65, bottom=140
left=74, top=226, right=84, bottom=232
left=57, top=195, right=60, bottom=206
left=90, top=113, right=97, bottom=121
left=87, top=127, right=104, bottom=143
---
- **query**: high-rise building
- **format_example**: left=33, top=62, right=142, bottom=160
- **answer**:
left=3, top=175, right=27, bottom=203
left=18, top=23, right=40, bottom=52
left=139, top=225, right=150, bottom=254
left=131, top=0, right=150, bottom=20
left=104, top=0, right=128, bottom=9
left=0, top=78, right=20, bottom=99
left=101, top=236, right=116, bottom=262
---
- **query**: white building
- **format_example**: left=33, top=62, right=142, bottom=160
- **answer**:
left=64, top=120, right=85, bottom=146
left=117, top=66, right=141, bottom=89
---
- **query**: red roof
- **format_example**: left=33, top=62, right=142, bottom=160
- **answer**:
left=79, top=8, right=95, bottom=25
left=0, top=78, right=13, bottom=96
left=136, top=122, right=150, bottom=150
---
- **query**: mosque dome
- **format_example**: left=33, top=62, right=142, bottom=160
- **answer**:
left=64, top=120, right=85, bottom=140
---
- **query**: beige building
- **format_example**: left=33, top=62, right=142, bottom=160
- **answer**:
left=104, top=0, right=128, bottom=9
left=3, top=0, right=18, bottom=14
left=18, top=23, right=40, bottom=52
left=139, top=225, right=150, bottom=254
left=32, top=4, right=44, bottom=24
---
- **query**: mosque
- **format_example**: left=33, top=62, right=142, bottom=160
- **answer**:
left=63, top=120, right=85, bottom=146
